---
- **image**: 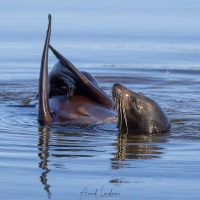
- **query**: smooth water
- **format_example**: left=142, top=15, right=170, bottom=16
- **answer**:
left=0, top=0, right=200, bottom=200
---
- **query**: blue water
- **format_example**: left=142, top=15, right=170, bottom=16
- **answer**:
left=0, top=0, right=200, bottom=200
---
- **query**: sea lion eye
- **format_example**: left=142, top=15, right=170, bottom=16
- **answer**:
left=134, top=101, right=143, bottom=111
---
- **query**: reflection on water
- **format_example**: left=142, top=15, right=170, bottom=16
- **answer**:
left=113, top=134, right=167, bottom=161
left=38, top=127, right=51, bottom=198
left=37, top=125, right=169, bottom=198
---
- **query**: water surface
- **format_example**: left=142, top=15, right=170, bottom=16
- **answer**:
left=0, top=0, right=200, bottom=200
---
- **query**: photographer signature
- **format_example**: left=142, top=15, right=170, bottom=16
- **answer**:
left=80, top=186, right=120, bottom=199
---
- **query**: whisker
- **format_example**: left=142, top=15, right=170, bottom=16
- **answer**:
left=115, top=97, right=118, bottom=111
left=112, top=90, right=128, bottom=132
left=119, top=99, right=122, bottom=130
left=122, top=101, right=128, bottom=133
left=119, top=93, right=124, bottom=131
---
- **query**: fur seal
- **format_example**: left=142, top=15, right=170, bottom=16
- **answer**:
left=112, top=83, right=171, bottom=133
left=38, top=15, right=115, bottom=126
left=38, top=15, right=171, bottom=134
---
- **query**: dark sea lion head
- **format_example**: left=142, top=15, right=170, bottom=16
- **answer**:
left=112, top=83, right=171, bottom=134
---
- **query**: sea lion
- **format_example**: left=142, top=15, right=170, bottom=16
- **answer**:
left=112, top=83, right=171, bottom=133
left=38, top=14, right=171, bottom=134
left=38, top=15, right=115, bottom=126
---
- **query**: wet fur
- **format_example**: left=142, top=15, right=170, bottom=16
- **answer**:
left=112, top=83, right=171, bottom=134
left=38, top=15, right=171, bottom=134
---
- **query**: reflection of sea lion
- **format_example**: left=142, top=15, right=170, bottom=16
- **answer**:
left=112, top=83, right=171, bottom=134
left=38, top=15, right=171, bottom=134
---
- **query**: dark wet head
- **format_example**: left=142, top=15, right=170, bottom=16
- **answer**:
left=112, top=83, right=171, bottom=134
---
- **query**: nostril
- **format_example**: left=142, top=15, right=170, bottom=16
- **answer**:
left=113, top=83, right=122, bottom=88
left=114, top=83, right=120, bottom=86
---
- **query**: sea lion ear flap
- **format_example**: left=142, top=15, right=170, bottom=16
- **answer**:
left=38, top=14, right=52, bottom=125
